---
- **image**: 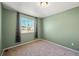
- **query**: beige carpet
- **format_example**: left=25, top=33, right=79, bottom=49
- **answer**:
left=3, top=40, right=79, bottom=56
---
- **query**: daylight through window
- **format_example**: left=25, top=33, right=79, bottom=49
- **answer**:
left=20, top=17, right=34, bottom=33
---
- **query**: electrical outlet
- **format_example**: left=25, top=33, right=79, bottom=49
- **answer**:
left=71, top=43, right=74, bottom=46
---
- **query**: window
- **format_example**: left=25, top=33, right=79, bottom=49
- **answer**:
left=20, top=17, right=34, bottom=33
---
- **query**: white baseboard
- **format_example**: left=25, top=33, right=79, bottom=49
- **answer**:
left=1, top=49, right=4, bottom=56
left=46, top=40, right=79, bottom=54
left=1, top=39, right=41, bottom=56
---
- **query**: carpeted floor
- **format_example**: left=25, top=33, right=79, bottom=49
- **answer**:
left=3, top=40, right=79, bottom=56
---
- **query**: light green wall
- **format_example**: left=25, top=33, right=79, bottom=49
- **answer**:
left=0, top=3, right=2, bottom=54
left=20, top=14, right=43, bottom=43
left=37, top=18, right=43, bottom=38
left=2, top=8, right=17, bottom=49
left=20, top=14, right=36, bottom=43
left=43, top=6, right=79, bottom=51
left=2, top=8, right=42, bottom=49
left=2, top=8, right=36, bottom=49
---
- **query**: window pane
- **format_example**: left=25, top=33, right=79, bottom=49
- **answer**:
left=20, top=17, right=34, bottom=33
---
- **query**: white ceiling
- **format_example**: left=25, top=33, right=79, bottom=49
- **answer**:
left=2, top=2, right=79, bottom=18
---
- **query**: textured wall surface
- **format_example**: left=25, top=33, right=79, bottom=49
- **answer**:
left=2, top=8, right=17, bottom=49
left=2, top=8, right=43, bottom=49
left=43, top=6, right=79, bottom=51
left=2, top=8, right=36, bottom=49
left=0, top=3, right=2, bottom=55
left=37, top=18, right=43, bottom=38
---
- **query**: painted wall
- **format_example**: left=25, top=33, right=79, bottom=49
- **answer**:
left=0, top=3, right=2, bottom=54
left=38, top=18, right=43, bottom=38
left=20, top=14, right=43, bottom=43
left=20, top=14, right=36, bottom=43
left=2, top=8, right=17, bottom=49
left=2, top=8, right=36, bottom=49
left=2, top=8, right=42, bottom=49
left=43, top=6, right=79, bottom=51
